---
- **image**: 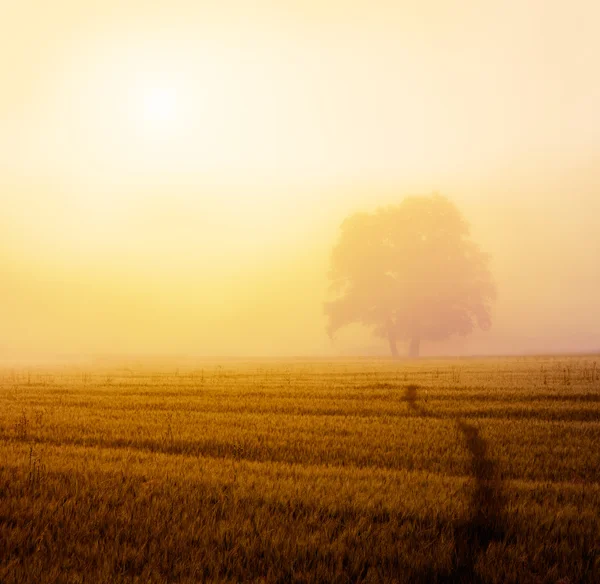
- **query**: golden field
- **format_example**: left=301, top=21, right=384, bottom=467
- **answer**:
left=1, top=357, right=599, bottom=583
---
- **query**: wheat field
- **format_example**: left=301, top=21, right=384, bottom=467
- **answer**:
left=1, top=356, right=599, bottom=583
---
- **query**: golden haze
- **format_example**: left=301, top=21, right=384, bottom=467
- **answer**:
left=1, top=0, right=600, bottom=358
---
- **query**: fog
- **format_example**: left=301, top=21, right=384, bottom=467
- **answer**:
left=1, top=0, right=599, bottom=359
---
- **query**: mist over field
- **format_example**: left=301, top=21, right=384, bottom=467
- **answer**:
left=2, top=169, right=600, bottom=359
left=1, top=0, right=599, bottom=360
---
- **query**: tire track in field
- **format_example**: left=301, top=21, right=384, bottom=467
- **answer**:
left=404, top=384, right=507, bottom=582
left=451, top=420, right=506, bottom=583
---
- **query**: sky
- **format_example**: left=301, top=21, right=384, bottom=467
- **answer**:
left=1, top=0, right=599, bottom=358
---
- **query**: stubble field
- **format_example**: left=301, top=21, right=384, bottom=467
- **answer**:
left=1, top=356, right=599, bottom=583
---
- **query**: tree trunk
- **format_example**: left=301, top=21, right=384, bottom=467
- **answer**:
left=408, top=335, right=421, bottom=358
left=387, top=329, right=399, bottom=359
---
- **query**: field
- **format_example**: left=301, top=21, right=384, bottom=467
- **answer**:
left=1, top=356, right=599, bottom=583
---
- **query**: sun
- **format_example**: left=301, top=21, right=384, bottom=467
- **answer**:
left=119, top=77, right=195, bottom=165
left=140, top=86, right=179, bottom=129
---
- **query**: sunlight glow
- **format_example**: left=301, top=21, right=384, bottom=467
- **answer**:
left=2, top=0, right=600, bottom=361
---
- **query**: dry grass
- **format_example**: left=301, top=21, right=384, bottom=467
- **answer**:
left=1, top=356, right=599, bottom=582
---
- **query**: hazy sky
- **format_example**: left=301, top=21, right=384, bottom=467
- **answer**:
left=1, top=0, right=599, bottom=357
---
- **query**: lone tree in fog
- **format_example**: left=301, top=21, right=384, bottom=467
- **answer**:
left=325, top=194, right=495, bottom=358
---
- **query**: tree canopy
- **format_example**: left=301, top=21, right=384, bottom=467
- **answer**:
left=325, top=194, right=496, bottom=357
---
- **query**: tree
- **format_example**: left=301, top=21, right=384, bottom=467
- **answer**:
left=324, top=194, right=496, bottom=358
